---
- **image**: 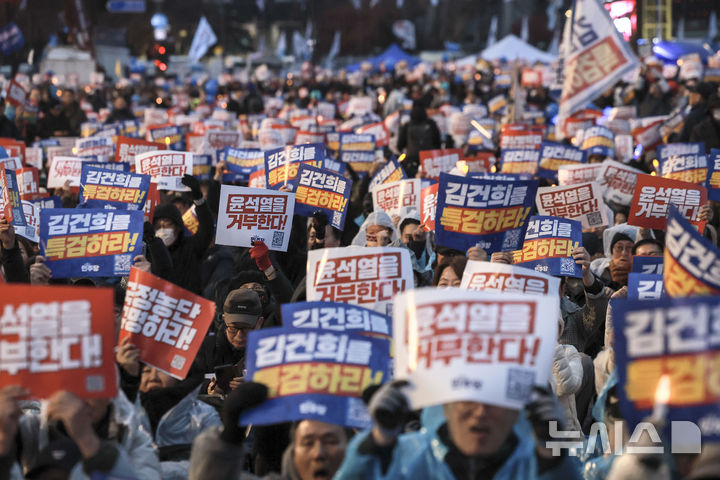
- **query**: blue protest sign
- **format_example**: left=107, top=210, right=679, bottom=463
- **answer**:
left=434, top=172, right=537, bottom=253
left=79, top=165, right=150, bottom=211
left=240, top=327, right=392, bottom=429
left=40, top=209, right=143, bottom=277
left=224, top=147, right=264, bottom=182
left=85, top=162, right=130, bottom=173
left=264, top=143, right=324, bottom=190
left=281, top=302, right=391, bottom=341
left=632, top=255, right=664, bottom=275
left=293, top=164, right=352, bottom=230
left=657, top=142, right=707, bottom=185
left=512, top=216, right=582, bottom=278
left=538, top=141, right=585, bottom=180
left=500, top=149, right=540, bottom=176
left=0, top=23, right=25, bottom=56
left=627, top=273, right=665, bottom=300
left=2, top=169, right=26, bottom=227
left=192, top=154, right=212, bottom=181
left=369, top=155, right=406, bottom=189
left=707, top=149, right=720, bottom=201
left=147, top=125, right=184, bottom=150
left=106, top=0, right=146, bottom=13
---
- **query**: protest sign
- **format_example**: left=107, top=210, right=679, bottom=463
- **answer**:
left=499, top=126, right=543, bottom=151
left=79, top=165, right=150, bottom=211
left=294, top=163, right=352, bottom=230
left=224, top=147, right=264, bottom=182
left=434, top=172, right=537, bottom=253
left=633, top=256, right=664, bottom=275
left=74, top=137, right=114, bottom=158
left=215, top=185, right=295, bottom=251
left=597, top=159, right=644, bottom=206
left=182, top=205, right=199, bottom=235
left=134, top=150, right=193, bottom=191
left=16, top=167, right=40, bottom=200
left=249, top=169, right=267, bottom=189
left=371, top=178, right=421, bottom=219
left=536, top=182, right=609, bottom=229
left=393, top=288, right=559, bottom=410
left=143, top=183, right=159, bottom=224
left=706, top=149, right=720, bottom=201
left=204, top=130, right=240, bottom=152
left=0, top=169, right=25, bottom=227
left=306, top=246, right=413, bottom=315
left=664, top=204, right=720, bottom=297
left=281, top=301, right=392, bottom=341
left=627, top=273, right=665, bottom=300
left=500, top=149, right=540, bottom=175
left=538, top=141, right=585, bottom=180
left=461, top=261, right=560, bottom=295
left=356, top=122, right=390, bottom=148
left=147, top=124, right=184, bottom=150
left=240, top=327, right=392, bottom=428
left=613, top=295, right=720, bottom=443
left=0, top=138, right=25, bottom=162
left=24, top=146, right=42, bottom=170
left=339, top=133, right=376, bottom=175
left=0, top=285, right=117, bottom=399
left=264, top=143, right=324, bottom=190
left=258, top=128, right=285, bottom=151
left=47, top=156, right=88, bottom=188
left=192, top=154, right=212, bottom=180
left=580, top=125, right=615, bottom=158
left=656, top=142, right=707, bottom=185
left=557, top=163, right=604, bottom=186
left=40, top=209, right=143, bottom=278
left=17, top=200, right=39, bottom=242
left=628, top=174, right=707, bottom=231
left=511, top=216, right=582, bottom=277
left=0, top=156, right=21, bottom=171
left=5, top=79, right=26, bottom=107
left=420, top=183, right=438, bottom=232
left=119, top=268, right=215, bottom=380
left=295, top=130, right=325, bottom=145
left=419, top=148, right=464, bottom=180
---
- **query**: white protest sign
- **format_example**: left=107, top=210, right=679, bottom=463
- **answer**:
left=536, top=182, right=609, bottom=229
left=393, top=288, right=559, bottom=410
left=215, top=184, right=295, bottom=251
left=597, top=159, right=644, bottom=206
left=307, top=246, right=413, bottom=316
left=557, top=163, right=604, bottom=186
left=134, top=150, right=193, bottom=191
left=47, top=156, right=88, bottom=188
left=371, top=178, right=422, bottom=219
left=460, top=261, right=560, bottom=295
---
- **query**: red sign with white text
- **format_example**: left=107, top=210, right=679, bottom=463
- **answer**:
left=628, top=174, right=707, bottom=231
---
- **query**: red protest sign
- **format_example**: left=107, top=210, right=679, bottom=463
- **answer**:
left=143, top=182, right=159, bottom=223
left=115, top=136, right=165, bottom=165
left=421, top=183, right=439, bottom=232
left=521, top=68, right=542, bottom=87
left=0, top=138, right=25, bottom=164
left=499, top=126, right=543, bottom=150
left=356, top=122, right=390, bottom=148
left=15, top=167, right=40, bottom=201
left=6, top=80, right=26, bottom=107
left=628, top=174, right=707, bottom=231
left=119, top=268, right=215, bottom=380
left=0, top=285, right=117, bottom=399
left=419, top=148, right=464, bottom=180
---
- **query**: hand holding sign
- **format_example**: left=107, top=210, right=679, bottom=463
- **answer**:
left=0, top=216, right=14, bottom=249
left=220, top=382, right=269, bottom=445
left=46, top=391, right=101, bottom=459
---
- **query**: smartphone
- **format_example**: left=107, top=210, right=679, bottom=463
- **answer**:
left=214, top=364, right=238, bottom=392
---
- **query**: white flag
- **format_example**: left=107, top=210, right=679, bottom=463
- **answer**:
left=325, top=31, right=341, bottom=70
left=557, top=0, right=639, bottom=138
left=188, top=16, right=217, bottom=64
left=487, top=15, right=498, bottom=47
left=392, top=20, right=416, bottom=50
left=275, top=33, right=286, bottom=57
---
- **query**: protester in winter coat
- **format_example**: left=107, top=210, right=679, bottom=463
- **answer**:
left=691, top=94, right=720, bottom=152
left=551, top=318, right=584, bottom=433
left=396, top=100, right=442, bottom=177
left=60, top=89, right=88, bottom=137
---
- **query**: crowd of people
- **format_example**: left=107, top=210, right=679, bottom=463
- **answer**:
left=0, top=48, right=719, bottom=480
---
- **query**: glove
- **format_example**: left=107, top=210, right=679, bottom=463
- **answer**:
left=142, top=221, right=156, bottom=244
left=525, top=385, right=566, bottom=444
left=368, top=380, right=410, bottom=437
left=250, top=240, right=272, bottom=271
left=181, top=174, right=202, bottom=201
left=220, top=381, right=268, bottom=445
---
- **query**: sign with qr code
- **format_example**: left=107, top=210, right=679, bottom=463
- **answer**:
left=39, top=209, right=144, bottom=278
left=0, top=284, right=117, bottom=399
left=392, top=288, right=558, bottom=410
left=215, top=184, right=295, bottom=251
left=627, top=174, right=707, bottom=231
left=511, top=216, right=583, bottom=278
left=134, top=150, right=193, bottom=191
left=708, top=149, right=720, bottom=202
left=118, top=268, right=216, bottom=380
left=536, top=181, right=609, bottom=230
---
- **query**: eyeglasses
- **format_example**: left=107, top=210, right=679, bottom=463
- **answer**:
left=226, top=324, right=252, bottom=335
left=612, top=245, right=633, bottom=254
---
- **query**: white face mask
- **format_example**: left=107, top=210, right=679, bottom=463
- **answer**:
left=713, top=110, right=720, bottom=122
left=156, top=227, right=176, bottom=247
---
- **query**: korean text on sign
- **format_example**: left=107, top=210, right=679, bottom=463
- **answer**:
left=134, top=150, right=193, bottom=191
left=434, top=172, right=538, bottom=253
left=40, top=209, right=143, bottom=278
left=597, top=159, right=643, bottom=206
left=281, top=301, right=392, bottom=341
left=215, top=185, right=295, bottom=251
left=240, top=327, right=392, bottom=429
left=306, top=246, right=413, bottom=315
left=538, top=141, right=585, bottom=180
left=627, top=273, right=665, bottom=301
left=512, top=216, right=583, bottom=278
left=369, top=155, right=407, bottom=190
left=419, top=148, right=463, bottom=180
left=294, top=163, right=352, bottom=230
left=371, top=179, right=421, bottom=219
left=536, top=182, right=608, bottom=229
left=628, top=174, right=707, bottom=231
left=500, top=149, right=540, bottom=175
left=421, top=183, right=439, bottom=232
left=657, top=142, right=707, bottom=185
left=461, top=261, right=560, bottom=296
left=119, top=268, right=215, bottom=380
left=0, top=285, right=117, bottom=399
left=705, top=148, right=720, bottom=202
left=613, top=295, right=720, bottom=441
left=264, top=143, right=324, bottom=190
left=224, top=147, right=264, bottom=181
left=393, top=288, right=559, bottom=410
left=80, top=165, right=150, bottom=211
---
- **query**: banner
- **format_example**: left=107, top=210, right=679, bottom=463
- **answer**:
left=281, top=301, right=392, bottom=341
left=538, top=141, right=585, bottom=180
left=656, top=142, right=707, bottom=185
left=0, top=285, right=117, bottom=399
left=461, top=261, right=560, bottom=295
left=557, top=163, right=604, bottom=186
left=339, top=133, right=376, bottom=175
left=536, top=182, right=609, bottom=229
left=512, top=216, right=582, bottom=277
left=499, top=126, right=543, bottom=151
left=294, top=164, right=351, bottom=230
left=79, top=165, right=150, bottom=211
left=633, top=256, right=664, bottom=275
left=119, top=268, right=215, bottom=380
left=419, top=148, right=464, bottom=180
left=75, top=137, right=114, bottom=158
left=627, top=273, right=665, bottom=300
left=393, top=288, right=559, bottom=410
left=240, top=327, right=392, bottom=428
left=614, top=295, right=720, bottom=443
left=664, top=204, right=720, bottom=297
left=224, top=147, right=264, bottom=182
left=628, top=174, right=707, bottom=231
left=48, top=156, right=88, bottom=188
left=188, top=16, right=218, bottom=63
left=40, top=209, right=143, bottom=278
left=708, top=149, right=720, bottom=201
left=597, top=159, right=644, bottom=206
left=420, top=183, right=438, bottom=232
left=434, top=172, right=537, bottom=253
left=147, top=125, right=184, bottom=150
left=134, top=150, right=193, bottom=191
left=264, top=143, right=324, bottom=190
left=1, top=169, right=25, bottom=227
left=500, top=149, right=540, bottom=175
left=371, top=178, right=421, bottom=219
left=306, top=247, right=413, bottom=315
left=193, top=154, right=212, bottom=180
left=556, top=0, right=639, bottom=136
left=215, top=185, right=295, bottom=251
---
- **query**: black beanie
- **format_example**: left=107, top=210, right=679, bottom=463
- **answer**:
left=610, top=232, right=633, bottom=253
left=153, top=203, right=184, bottom=229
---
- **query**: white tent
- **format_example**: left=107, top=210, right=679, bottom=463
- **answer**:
left=479, top=34, right=556, bottom=64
